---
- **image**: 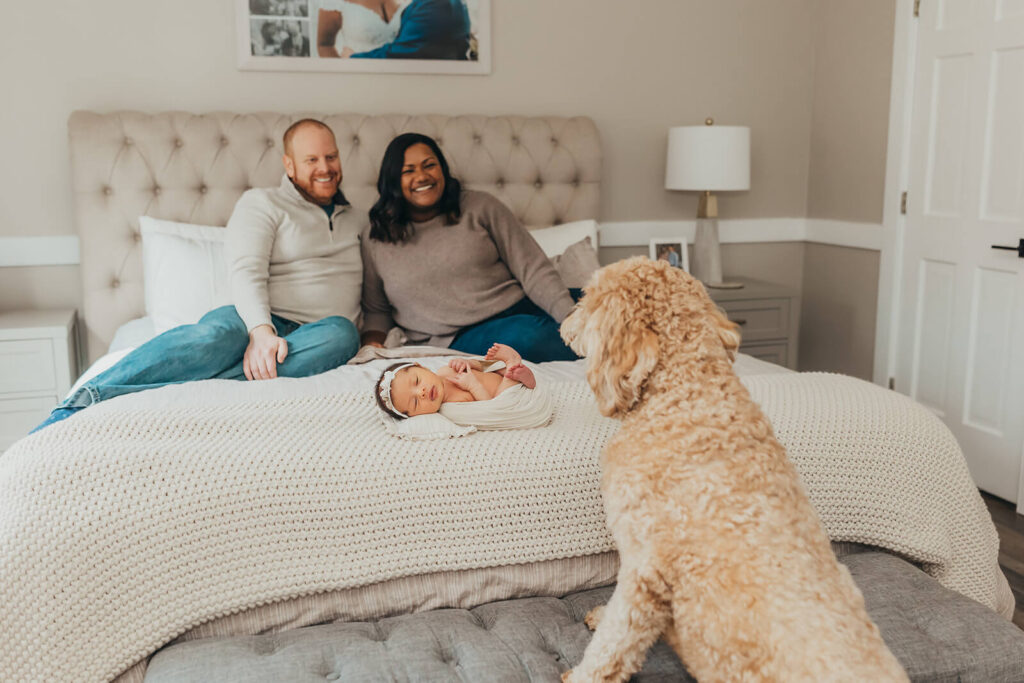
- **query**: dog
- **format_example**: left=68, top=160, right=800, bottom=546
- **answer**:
left=559, top=257, right=907, bottom=682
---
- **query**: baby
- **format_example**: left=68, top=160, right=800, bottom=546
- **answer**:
left=376, top=343, right=536, bottom=419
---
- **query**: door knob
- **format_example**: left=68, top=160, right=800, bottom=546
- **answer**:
left=990, top=239, right=1024, bottom=258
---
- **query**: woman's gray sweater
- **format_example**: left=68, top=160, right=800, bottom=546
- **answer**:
left=360, top=190, right=575, bottom=346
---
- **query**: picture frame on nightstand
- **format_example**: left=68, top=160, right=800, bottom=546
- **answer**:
left=649, top=238, right=689, bottom=272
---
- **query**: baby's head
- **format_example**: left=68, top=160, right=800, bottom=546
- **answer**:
left=375, top=362, right=444, bottom=418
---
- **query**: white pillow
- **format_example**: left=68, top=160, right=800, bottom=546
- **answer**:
left=529, top=219, right=599, bottom=258
left=139, top=216, right=232, bottom=335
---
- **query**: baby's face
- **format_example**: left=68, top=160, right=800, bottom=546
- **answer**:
left=391, top=365, right=444, bottom=416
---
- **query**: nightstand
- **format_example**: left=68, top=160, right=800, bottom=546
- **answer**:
left=708, top=279, right=800, bottom=369
left=0, top=309, right=79, bottom=450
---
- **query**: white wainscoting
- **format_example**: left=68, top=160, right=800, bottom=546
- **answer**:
left=0, top=220, right=884, bottom=268
left=599, top=218, right=883, bottom=250
left=0, top=237, right=80, bottom=267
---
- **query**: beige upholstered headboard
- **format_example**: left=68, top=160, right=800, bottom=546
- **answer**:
left=67, top=112, right=601, bottom=363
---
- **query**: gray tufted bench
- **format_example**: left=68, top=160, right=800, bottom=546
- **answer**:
left=143, top=548, right=1024, bottom=682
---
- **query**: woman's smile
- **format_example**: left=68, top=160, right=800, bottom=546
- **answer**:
left=401, top=143, right=446, bottom=220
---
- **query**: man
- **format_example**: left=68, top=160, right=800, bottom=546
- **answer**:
left=281, top=20, right=310, bottom=57
left=343, top=0, right=470, bottom=60
left=33, top=119, right=362, bottom=432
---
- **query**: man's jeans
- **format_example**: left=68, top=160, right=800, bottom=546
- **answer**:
left=32, top=306, right=359, bottom=432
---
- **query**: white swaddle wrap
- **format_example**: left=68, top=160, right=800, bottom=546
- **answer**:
left=379, top=358, right=554, bottom=440
left=439, top=381, right=553, bottom=429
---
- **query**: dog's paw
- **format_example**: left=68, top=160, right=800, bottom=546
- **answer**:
left=584, top=605, right=605, bottom=631
left=561, top=670, right=579, bottom=683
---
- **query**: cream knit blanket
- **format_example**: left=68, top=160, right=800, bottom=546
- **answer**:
left=0, top=369, right=1012, bottom=681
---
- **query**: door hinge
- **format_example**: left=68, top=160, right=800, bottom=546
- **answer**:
left=914, top=0, right=920, bottom=18
left=900, top=191, right=908, bottom=214
left=888, top=377, right=896, bottom=390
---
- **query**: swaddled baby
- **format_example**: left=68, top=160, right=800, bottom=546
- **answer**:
left=376, top=343, right=536, bottom=420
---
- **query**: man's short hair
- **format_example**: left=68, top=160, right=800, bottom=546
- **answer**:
left=283, top=118, right=333, bottom=155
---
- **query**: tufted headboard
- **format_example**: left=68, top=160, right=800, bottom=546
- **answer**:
left=67, top=111, right=601, bottom=363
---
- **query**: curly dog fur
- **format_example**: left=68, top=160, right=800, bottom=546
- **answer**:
left=559, top=257, right=907, bottom=682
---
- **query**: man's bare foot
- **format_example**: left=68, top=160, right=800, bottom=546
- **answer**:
left=485, top=342, right=521, bottom=365
left=504, top=361, right=536, bottom=389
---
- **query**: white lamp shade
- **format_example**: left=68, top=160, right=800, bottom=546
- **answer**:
left=665, top=125, right=750, bottom=191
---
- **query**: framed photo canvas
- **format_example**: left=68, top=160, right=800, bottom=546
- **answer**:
left=237, top=0, right=491, bottom=74
left=649, top=238, right=689, bottom=272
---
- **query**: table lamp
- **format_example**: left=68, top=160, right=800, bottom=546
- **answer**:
left=665, top=118, right=750, bottom=288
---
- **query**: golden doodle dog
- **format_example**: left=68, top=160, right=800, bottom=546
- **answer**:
left=559, top=257, right=907, bottom=682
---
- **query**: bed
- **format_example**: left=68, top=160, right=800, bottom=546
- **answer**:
left=1, top=111, right=1022, bottom=682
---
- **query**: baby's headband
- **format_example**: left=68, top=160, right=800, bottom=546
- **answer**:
left=379, top=362, right=417, bottom=418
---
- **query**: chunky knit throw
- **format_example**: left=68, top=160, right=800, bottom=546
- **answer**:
left=0, top=370, right=1011, bottom=681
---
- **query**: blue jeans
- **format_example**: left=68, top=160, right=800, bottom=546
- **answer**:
left=32, top=305, right=359, bottom=432
left=449, top=290, right=582, bottom=362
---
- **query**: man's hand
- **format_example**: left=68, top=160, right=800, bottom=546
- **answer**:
left=244, top=324, right=288, bottom=380
left=340, top=47, right=355, bottom=58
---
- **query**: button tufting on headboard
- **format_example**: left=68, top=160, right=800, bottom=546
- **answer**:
left=68, top=111, right=601, bottom=362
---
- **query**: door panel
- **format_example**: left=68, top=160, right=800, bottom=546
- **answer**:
left=897, top=0, right=1024, bottom=504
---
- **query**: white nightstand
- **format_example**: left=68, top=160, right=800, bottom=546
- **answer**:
left=708, top=279, right=801, bottom=370
left=0, top=309, right=79, bottom=450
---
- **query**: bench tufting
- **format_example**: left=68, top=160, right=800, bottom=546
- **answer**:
left=144, top=549, right=1024, bottom=682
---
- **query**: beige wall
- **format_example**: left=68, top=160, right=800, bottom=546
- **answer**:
left=0, top=0, right=899, bottom=380
left=807, top=0, right=896, bottom=223
left=799, top=243, right=879, bottom=379
left=800, top=0, right=895, bottom=379
left=0, top=0, right=816, bottom=245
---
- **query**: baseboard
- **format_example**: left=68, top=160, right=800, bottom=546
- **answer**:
left=0, top=236, right=80, bottom=267
left=0, top=220, right=883, bottom=267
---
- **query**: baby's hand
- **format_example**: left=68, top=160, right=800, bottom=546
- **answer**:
left=448, top=368, right=481, bottom=391
left=449, top=357, right=471, bottom=373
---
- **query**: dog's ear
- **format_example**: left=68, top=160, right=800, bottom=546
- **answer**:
left=584, top=293, right=660, bottom=417
left=706, top=301, right=741, bottom=361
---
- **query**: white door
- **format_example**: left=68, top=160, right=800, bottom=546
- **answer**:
left=896, top=0, right=1024, bottom=506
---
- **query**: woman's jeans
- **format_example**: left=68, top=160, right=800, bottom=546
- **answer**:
left=450, top=290, right=582, bottom=362
left=32, top=305, right=359, bottom=432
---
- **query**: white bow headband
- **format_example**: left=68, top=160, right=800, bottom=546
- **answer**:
left=379, top=362, right=417, bottom=418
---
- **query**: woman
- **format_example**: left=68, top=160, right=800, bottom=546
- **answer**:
left=360, top=133, right=578, bottom=363
left=315, top=0, right=404, bottom=57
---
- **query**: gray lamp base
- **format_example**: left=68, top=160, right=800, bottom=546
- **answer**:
left=692, top=218, right=744, bottom=289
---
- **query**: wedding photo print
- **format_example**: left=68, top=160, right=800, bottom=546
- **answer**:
left=650, top=238, right=689, bottom=272
left=239, top=0, right=490, bottom=74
